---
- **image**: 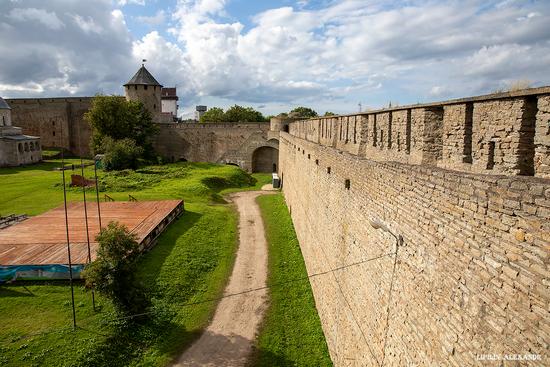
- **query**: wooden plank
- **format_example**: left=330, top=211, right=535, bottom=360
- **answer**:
left=0, top=200, right=182, bottom=265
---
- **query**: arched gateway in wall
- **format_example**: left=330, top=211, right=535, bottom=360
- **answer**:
left=252, top=146, right=279, bottom=173
left=153, top=121, right=282, bottom=173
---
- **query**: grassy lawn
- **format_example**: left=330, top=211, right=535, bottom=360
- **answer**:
left=255, top=194, right=332, bottom=367
left=0, top=160, right=270, bottom=366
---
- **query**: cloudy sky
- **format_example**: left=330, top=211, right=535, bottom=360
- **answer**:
left=1, top=0, right=549, bottom=117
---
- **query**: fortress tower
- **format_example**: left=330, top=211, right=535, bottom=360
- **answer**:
left=124, top=64, right=162, bottom=122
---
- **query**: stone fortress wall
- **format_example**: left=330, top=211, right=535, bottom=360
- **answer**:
left=278, top=87, right=550, bottom=365
left=154, top=122, right=277, bottom=172
left=6, top=97, right=93, bottom=156
left=6, top=98, right=278, bottom=172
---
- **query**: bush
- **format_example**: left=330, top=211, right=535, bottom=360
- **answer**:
left=101, top=137, right=144, bottom=171
left=82, top=221, right=150, bottom=317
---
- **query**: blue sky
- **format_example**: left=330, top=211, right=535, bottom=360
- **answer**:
left=1, top=0, right=549, bottom=118
left=123, top=0, right=293, bottom=42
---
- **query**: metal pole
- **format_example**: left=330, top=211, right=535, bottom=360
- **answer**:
left=79, top=159, right=96, bottom=311
left=94, top=161, right=102, bottom=230
left=61, top=135, right=77, bottom=330
left=77, top=120, right=96, bottom=311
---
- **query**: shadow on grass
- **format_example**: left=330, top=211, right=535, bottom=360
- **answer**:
left=173, top=331, right=293, bottom=367
left=61, top=211, right=204, bottom=366
left=0, top=160, right=65, bottom=175
left=73, top=325, right=296, bottom=367
left=74, top=319, right=203, bottom=367
left=0, top=285, right=35, bottom=297
left=137, top=210, right=202, bottom=289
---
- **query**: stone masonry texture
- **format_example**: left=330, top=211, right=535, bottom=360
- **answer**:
left=7, top=97, right=93, bottom=156
left=7, top=98, right=277, bottom=172
left=280, top=88, right=550, bottom=366
left=153, top=122, right=276, bottom=172
left=4, top=86, right=550, bottom=365
left=280, top=134, right=549, bottom=366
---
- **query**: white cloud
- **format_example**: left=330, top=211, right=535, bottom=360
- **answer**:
left=9, top=7, right=65, bottom=30
left=0, top=1, right=134, bottom=98
left=159, top=0, right=550, bottom=111
left=429, top=86, right=449, bottom=97
left=70, top=14, right=103, bottom=34
left=117, top=0, right=145, bottom=6
left=136, top=10, right=165, bottom=26
left=2, top=0, right=550, bottom=115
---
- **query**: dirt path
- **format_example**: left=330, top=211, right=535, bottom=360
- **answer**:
left=173, top=191, right=271, bottom=367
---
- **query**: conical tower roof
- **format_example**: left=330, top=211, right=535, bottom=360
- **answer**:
left=124, top=65, right=162, bottom=87
left=0, top=96, right=11, bottom=109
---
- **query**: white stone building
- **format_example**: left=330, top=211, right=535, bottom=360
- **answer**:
left=161, top=87, right=178, bottom=117
left=0, top=97, right=42, bottom=167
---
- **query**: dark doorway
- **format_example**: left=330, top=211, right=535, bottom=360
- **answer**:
left=252, top=146, right=279, bottom=173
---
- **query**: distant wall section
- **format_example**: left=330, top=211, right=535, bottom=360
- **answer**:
left=7, top=97, right=93, bottom=156
left=153, top=122, right=277, bottom=172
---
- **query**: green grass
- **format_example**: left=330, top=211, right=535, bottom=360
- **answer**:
left=40, top=149, right=63, bottom=159
left=0, top=160, right=267, bottom=216
left=254, top=194, right=332, bottom=367
left=0, top=160, right=260, bottom=366
left=219, top=172, right=272, bottom=196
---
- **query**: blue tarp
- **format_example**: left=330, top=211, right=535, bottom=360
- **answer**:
left=0, top=264, right=84, bottom=283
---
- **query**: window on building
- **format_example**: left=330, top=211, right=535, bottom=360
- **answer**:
left=144, top=85, right=148, bottom=90
left=53, top=131, right=55, bottom=136
left=345, top=179, right=351, bottom=190
left=134, top=85, right=137, bottom=90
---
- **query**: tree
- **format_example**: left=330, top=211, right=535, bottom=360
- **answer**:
left=223, top=105, right=266, bottom=122
left=323, top=111, right=336, bottom=116
left=199, top=105, right=267, bottom=123
left=82, top=221, right=150, bottom=317
left=290, top=107, right=318, bottom=118
left=200, top=107, right=225, bottom=123
left=85, top=95, right=158, bottom=157
left=101, top=137, right=144, bottom=171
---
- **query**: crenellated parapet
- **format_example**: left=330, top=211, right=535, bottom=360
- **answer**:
left=288, top=86, right=550, bottom=178
left=279, top=88, right=550, bottom=366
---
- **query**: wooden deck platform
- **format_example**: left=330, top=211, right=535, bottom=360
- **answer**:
left=0, top=200, right=183, bottom=266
